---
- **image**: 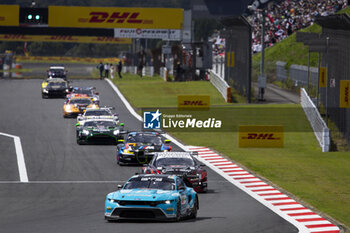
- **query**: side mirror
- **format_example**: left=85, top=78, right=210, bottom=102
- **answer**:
left=95, top=92, right=99, bottom=95
left=164, top=139, right=171, bottom=144
left=120, top=123, right=124, bottom=126
left=142, top=164, right=148, bottom=167
left=200, top=164, right=206, bottom=167
left=117, top=184, right=122, bottom=189
left=75, top=122, right=80, bottom=127
left=118, top=139, right=124, bottom=143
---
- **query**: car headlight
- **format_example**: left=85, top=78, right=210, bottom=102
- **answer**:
left=164, top=200, right=171, bottom=204
left=82, top=129, right=89, bottom=136
left=123, top=149, right=134, bottom=154
left=65, top=105, right=71, bottom=111
left=43, top=89, right=49, bottom=93
left=113, top=130, right=120, bottom=135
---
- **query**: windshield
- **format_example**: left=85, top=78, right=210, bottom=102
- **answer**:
left=155, top=157, right=195, bottom=167
left=123, top=177, right=175, bottom=190
left=84, top=121, right=116, bottom=128
left=47, top=82, right=66, bottom=87
left=85, top=110, right=110, bottom=116
left=127, top=134, right=162, bottom=145
left=72, top=89, right=93, bottom=95
left=69, top=98, right=92, bottom=105
left=50, top=69, right=64, bottom=73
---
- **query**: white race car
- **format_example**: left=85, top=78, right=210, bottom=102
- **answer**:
left=77, top=107, right=119, bottom=125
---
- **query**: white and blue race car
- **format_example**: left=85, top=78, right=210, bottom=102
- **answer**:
left=104, top=174, right=198, bottom=222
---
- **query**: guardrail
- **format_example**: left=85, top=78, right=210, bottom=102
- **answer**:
left=209, top=70, right=231, bottom=103
left=142, top=66, right=154, bottom=77
left=122, top=66, right=154, bottom=77
left=122, top=66, right=137, bottom=74
left=300, top=88, right=330, bottom=152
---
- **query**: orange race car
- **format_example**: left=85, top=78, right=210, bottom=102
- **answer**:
left=63, top=96, right=98, bottom=118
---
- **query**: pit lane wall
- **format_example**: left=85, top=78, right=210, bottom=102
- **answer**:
left=300, top=88, right=330, bottom=152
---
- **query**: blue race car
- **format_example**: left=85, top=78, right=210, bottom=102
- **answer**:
left=116, top=132, right=172, bottom=165
left=104, top=174, right=198, bottom=222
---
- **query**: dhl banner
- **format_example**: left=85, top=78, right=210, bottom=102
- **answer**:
left=238, top=125, right=284, bottom=148
left=340, top=80, right=350, bottom=108
left=49, top=6, right=183, bottom=29
left=319, top=67, right=327, bottom=88
left=0, top=5, right=19, bottom=26
left=230, top=52, right=235, bottom=67
left=226, top=52, right=234, bottom=67
left=178, top=95, right=210, bottom=109
left=0, top=34, right=131, bottom=44
left=226, top=52, right=230, bottom=67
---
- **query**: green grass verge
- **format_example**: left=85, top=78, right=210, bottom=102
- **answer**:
left=112, top=74, right=350, bottom=230
left=109, top=73, right=234, bottom=107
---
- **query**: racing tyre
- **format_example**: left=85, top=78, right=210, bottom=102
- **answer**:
left=175, top=198, right=181, bottom=222
left=77, top=138, right=84, bottom=145
left=116, top=154, right=125, bottom=166
left=190, top=196, right=198, bottom=219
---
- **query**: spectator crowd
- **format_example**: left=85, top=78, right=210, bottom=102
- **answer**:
left=247, top=0, right=348, bottom=53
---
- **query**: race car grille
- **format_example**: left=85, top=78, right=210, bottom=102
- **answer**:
left=120, top=210, right=155, bottom=218
left=47, top=90, right=65, bottom=96
left=87, top=135, right=116, bottom=144
left=163, top=171, right=186, bottom=176
left=112, top=208, right=166, bottom=219
left=117, top=201, right=164, bottom=206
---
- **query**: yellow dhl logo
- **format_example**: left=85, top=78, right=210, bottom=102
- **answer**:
left=180, top=100, right=208, bottom=106
left=242, top=133, right=280, bottom=140
left=177, top=95, right=210, bottom=109
left=238, top=125, right=284, bottom=148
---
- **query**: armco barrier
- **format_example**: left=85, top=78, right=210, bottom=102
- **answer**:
left=142, top=66, right=154, bottom=77
left=300, top=88, right=330, bottom=152
left=210, top=70, right=231, bottom=103
left=122, top=66, right=137, bottom=74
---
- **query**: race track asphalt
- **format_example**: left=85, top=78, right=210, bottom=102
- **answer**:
left=0, top=78, right=298, bottom=233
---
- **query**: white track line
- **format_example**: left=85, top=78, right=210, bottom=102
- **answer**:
left=0, top=132, right=28, bottom=182
left=105, top=79, right=340, bottom=233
